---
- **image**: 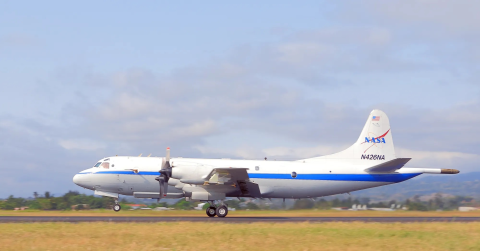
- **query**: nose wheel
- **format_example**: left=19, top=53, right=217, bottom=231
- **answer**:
left=113, top=204, right=121, bottom=212
left=113, top=199, right=121, bottom=212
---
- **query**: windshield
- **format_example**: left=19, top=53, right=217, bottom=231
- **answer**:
left=101, top=162, right=110, bottom=169
left=94, top=162, right=102, bottom=167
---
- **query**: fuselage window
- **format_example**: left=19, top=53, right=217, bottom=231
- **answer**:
left=101, top=162, right=110, bottom=169
left=255, top=166, right=259, bottom=171
left=94, top=162, right=102, bottom=168
left=291, top=172, right=297, bottom=178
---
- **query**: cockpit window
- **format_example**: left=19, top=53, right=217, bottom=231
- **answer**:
left=101, top=162, right=110, bottom=169
left=94, top=162, right=102, bottom=167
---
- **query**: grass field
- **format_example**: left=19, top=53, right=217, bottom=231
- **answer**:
left=0, top=222, right=479, bottom=251
left=1, top=209, right=480, bottom=217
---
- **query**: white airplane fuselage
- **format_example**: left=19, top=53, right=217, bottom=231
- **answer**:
left=73, top=109, right=459, bottom=216
left=73, top=156, right=428, bottom=199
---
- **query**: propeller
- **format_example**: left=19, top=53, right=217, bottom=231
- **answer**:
left=155, top=147, right=172, bottom=201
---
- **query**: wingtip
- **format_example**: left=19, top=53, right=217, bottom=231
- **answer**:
left=441, top=169, right=460, bottom=174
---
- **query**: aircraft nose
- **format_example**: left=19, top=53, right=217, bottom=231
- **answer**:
left=73, top=173, right=90, bottom=188
left=73, top=174, right=80, bottom=185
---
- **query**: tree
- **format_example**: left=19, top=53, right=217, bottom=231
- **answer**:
left=246, top=202, right=260, bottom=210
left=292, top=199, right=314, bottom=209
left=407, top=202, right=428, bottom=211
left=315, top=199, right=330, bottom=210
left=173, top=199, right=194, bottom=210
left=224, top=199, right=242, bottom=209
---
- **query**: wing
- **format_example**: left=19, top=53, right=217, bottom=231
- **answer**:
left=176, top=166, right=260, bottom=199
left=205, top=167, right=250, bottom=185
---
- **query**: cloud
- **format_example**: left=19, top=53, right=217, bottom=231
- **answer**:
left=58, top=139, right=106, bottom=151
left=396, top=147, right=480, bottom=172
left=2, top=1, right=480, bottom=198
left=0, top=33, right=38, bottom=47
left=366, top=0, right=480, bottom=35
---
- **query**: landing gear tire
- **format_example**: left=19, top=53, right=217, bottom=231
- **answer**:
left=206, top=206, right=216, bottom=217
left=113, top=204, right=121, bottom=212
left=216, top=205, right=228, bottom=218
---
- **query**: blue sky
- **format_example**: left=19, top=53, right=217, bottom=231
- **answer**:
left=1, top=1, right=479, bottom=198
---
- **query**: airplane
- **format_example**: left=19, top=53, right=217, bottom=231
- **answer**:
left=73, top=109, right=459, bottom=217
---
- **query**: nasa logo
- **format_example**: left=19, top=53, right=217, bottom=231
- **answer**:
left=365, top=137, right=386, bottom=144
left=360, top=129, right=391, bottom=155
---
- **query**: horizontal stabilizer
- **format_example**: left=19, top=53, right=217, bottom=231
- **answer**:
left=365, top=158, right=411, bottom=173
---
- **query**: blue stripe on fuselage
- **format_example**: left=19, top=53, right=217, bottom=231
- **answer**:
left=81, top=171, right=421, bottom=183
left=95, top=171, right=160, bottom=175
left=248, top=173, right=421, bottom=183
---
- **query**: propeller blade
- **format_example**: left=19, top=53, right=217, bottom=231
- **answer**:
left=163, top=179, right=168, bottom=197
left=166, top=147, right=170, bottom=162
left=156, top=147, right=172, bottom=201
left=159, top=179, right=164, bottom=197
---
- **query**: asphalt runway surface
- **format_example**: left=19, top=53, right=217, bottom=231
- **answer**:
left=1, top=216, right=479, bottom=223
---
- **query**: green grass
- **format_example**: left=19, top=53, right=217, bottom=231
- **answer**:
left=0, top=222, right=479, bottom=250
left=1, top=209, right=480, bottom=217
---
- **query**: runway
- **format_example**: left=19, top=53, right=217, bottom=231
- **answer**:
left=1, top=216, right=479, bottom=223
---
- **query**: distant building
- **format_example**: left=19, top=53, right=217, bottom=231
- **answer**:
left=194, top=203, right=206, bottom=210
left=71, top=204, right=90, bottom=210
left=14, top=207, right=29, bottom=211
left=126, top=204, right=147, bottom=209
left=152, top=207, right=172, bottom=211
left=458, top=207, right=479, bottom=212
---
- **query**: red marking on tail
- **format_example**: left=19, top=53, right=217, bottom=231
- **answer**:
left=375, top=129, right=390, bottom=139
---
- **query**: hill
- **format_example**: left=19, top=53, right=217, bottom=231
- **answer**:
left=349, top=172, right=480, bottom=201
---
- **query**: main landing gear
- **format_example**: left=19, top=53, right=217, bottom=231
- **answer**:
left=205, top=202, right=228, bottom=217
left=113, top=199, right=121, bottom=212
left=206, top=206, right=216, bottom=217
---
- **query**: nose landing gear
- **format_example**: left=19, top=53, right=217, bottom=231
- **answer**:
left=113, top=204, right=121, bottom=212
left=113, top=199, right=121, bottom=212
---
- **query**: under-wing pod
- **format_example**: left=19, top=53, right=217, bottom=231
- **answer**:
left=133, top=192, right=184, bottom=199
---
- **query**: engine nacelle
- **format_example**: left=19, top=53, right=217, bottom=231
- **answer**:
left=171, top=161, right=214, bottom=183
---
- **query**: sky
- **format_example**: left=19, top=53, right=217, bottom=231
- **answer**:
left=1, top=0, right=479, bottom=198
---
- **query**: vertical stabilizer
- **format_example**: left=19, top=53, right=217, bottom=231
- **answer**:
left=354, top=109, right=395, bottom=161
left=305, top=109, right=396, bottom=161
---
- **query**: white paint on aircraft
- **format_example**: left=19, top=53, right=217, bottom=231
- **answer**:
left=73, top=109, right=459, bottom=216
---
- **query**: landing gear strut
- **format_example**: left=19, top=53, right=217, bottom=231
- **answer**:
left=113, top=199, right=121, bottom=212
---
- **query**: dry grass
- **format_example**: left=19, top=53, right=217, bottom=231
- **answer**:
left=0, top=222, right=479, bottom=251
left=1, top=209, right=480, bottom=217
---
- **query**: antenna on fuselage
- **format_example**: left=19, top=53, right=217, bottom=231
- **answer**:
left=138, top=153, right=142, bottom=157
left=147, top=154, right=151, bottom=157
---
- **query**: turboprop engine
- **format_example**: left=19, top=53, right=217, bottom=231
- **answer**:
left=171, top=161, right=214, bottom=185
